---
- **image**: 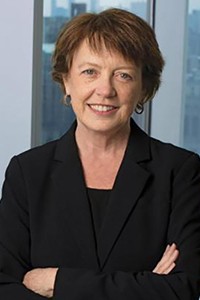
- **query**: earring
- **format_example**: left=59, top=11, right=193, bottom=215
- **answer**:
left=63, top=94, right=71, bottom=106
left=135, top=102, right=144, bottom=114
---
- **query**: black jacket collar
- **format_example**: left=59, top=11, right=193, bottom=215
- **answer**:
left=52, top=118, right=151, bottom=269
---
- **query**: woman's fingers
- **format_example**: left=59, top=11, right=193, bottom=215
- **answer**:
left=23, top=267, right=58, bottom=298
left=153, top=243, right=179, bottom=274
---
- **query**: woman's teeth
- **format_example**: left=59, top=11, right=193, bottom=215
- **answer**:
left=90, top=105, right=116, bottom=112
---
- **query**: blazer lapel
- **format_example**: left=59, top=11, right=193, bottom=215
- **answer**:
left=97, top=120, right=152, bottom=269
left=51, top=123, right=99, bottom=268
left=50, top=119, right=152, bottom=270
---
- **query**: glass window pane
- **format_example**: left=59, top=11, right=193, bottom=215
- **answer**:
left=182, top=0, right=200, bottom=154
left=40, top=0, right=148, bottom=144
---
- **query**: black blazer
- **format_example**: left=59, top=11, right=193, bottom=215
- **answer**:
left=0, top=119, right=200, bottom=299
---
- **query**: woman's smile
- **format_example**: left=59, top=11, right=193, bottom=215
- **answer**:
left=87, top=104, right=119, bottom=115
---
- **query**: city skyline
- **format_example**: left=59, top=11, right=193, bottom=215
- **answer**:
left=44, top=0, right=200, bottom=16
left=44, top=0, right=147, bottom=16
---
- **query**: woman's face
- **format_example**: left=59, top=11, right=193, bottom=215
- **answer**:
left=63, top=40, right=144, bottom=135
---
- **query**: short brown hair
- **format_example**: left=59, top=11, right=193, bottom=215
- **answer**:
left=52, top=8, right=164, bottom=105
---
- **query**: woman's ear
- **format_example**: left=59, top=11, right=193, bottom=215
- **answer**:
left=62, top=74, right=71, bottom=105
left=62, top=74, right=70, bottom=95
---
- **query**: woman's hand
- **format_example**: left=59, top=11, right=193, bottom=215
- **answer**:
left=23, top=267, right=58, bottom=298
left=153, top=243, right=179, bottom=274
left=22, top=244, right=178, bottom=297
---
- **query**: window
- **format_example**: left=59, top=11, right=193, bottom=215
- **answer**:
left=33, top=0, right=149, bottom=145
left=151, top=0, right=200, bottom=155
left=182, top=0, right=200, bottom=153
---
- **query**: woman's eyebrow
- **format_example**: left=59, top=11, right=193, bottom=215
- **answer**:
left=78, top=62, right=137, bottom=71
left=78, top=62, right=100, bottom=69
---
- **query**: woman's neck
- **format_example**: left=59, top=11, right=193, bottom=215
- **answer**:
left=74, top=121, right=131, bottom=189
left=75, top=122, right=131, bottom=156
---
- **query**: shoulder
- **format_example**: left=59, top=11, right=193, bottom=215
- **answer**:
left=7, top=131, right=70, bottom=178
left=16, top=138, right=59, bottom=165
left=149, top=136, right=192, bottom=157
left=130, top=119, right=200, bottom=170
left=149, top=135, right=197, bottom=159
left=149, top=136, right=200, bottom=174
left=7, top=120, right=77, bottom=178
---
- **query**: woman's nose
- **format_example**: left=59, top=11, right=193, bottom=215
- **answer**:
left=95, top=76, right=116, bottom=98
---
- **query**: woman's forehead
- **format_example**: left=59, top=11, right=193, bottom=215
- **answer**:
left=73, top=38, right=140, bottom=67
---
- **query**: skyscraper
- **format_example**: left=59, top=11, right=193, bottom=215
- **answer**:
left=51, top=0, right=67, bottom=17
left=71, top=3, right=87, bottom=17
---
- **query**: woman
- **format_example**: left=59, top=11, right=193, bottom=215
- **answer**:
left=0, top=8, right=200, bottom=299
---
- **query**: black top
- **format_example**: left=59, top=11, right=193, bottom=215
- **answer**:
left=87, top=188, right=111, bottom=241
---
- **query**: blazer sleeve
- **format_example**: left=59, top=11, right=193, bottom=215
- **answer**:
left=0, top=156, right=46, bottom=299
left=53, top=153, right=200, bottom=300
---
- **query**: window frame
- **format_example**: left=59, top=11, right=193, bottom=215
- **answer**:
left=151, top=0, right=189, bottom=146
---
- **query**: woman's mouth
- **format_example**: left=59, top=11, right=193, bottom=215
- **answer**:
left=88, top=104, right=118, bottom=114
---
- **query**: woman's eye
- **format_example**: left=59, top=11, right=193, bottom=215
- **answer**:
left=82, top=69, right=96, bottom=75
left=119, top=73, right=132, bottom=80
left=115, top=71, right=133, bottom=81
